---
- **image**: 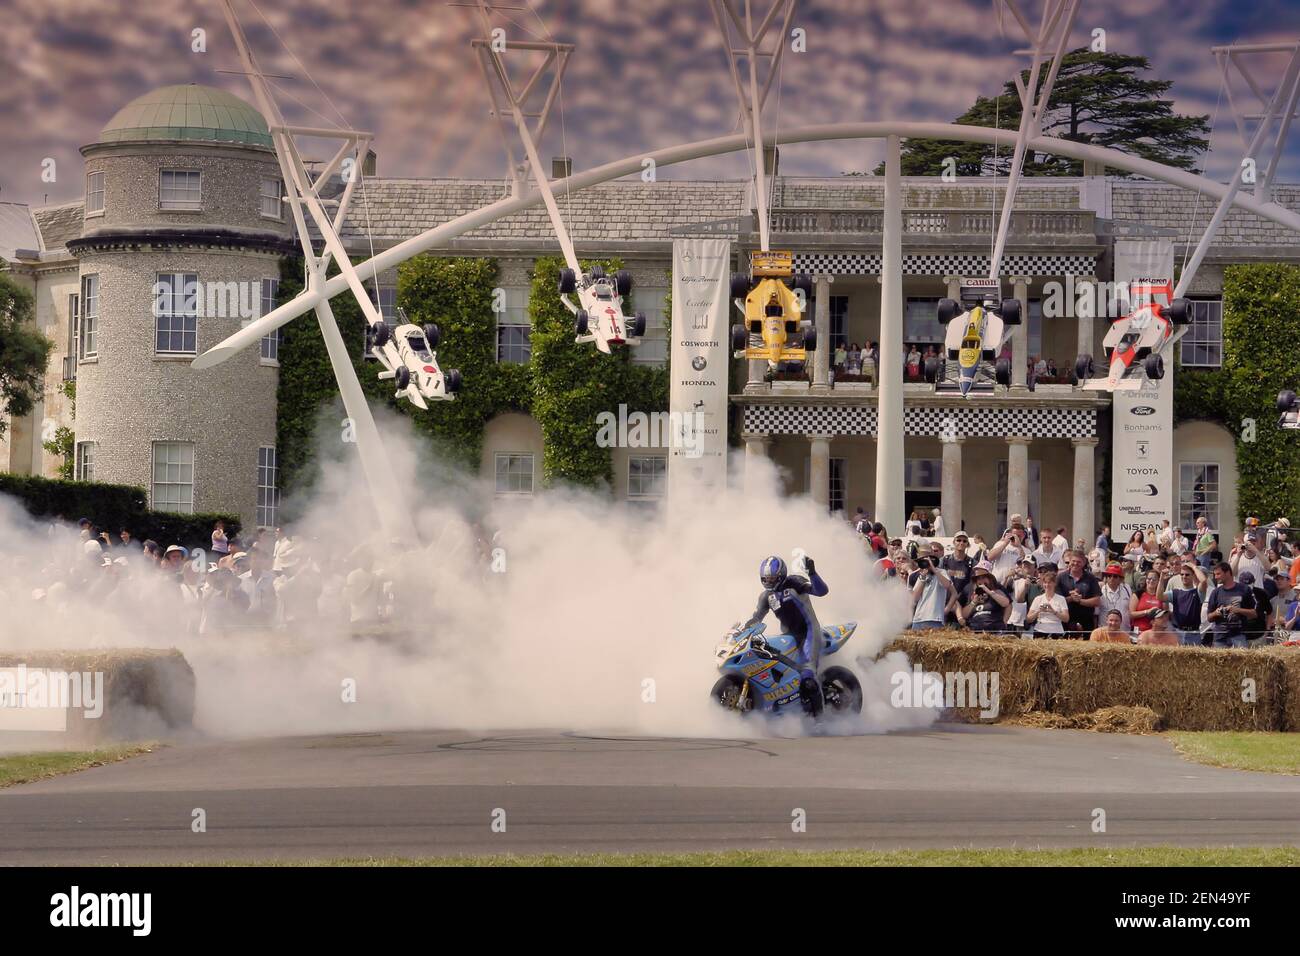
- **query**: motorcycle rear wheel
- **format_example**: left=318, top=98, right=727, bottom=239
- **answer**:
left=821, top=666, right=863, bottom=715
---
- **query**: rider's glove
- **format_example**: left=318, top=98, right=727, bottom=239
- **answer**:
left=804, top=556, right=817, bottom=576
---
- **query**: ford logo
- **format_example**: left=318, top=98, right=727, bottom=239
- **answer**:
left=1132, top=406, right=1156, bottom=416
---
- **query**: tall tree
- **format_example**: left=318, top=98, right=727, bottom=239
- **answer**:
left=870, top=49, right=1211, bottom=177
left=0, top=271, right=54, bottom=440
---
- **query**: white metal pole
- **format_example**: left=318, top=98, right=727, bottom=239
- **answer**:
left=875, top=135, right=905, bottom=533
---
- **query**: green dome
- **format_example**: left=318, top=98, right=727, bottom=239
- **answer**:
left=97, top=84, right=272, bottom=148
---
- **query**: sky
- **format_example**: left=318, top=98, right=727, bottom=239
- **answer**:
left=2, top=0, right=1300, bottom=208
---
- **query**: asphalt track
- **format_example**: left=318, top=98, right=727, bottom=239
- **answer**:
left=2, top=724, right=1299, bottom=864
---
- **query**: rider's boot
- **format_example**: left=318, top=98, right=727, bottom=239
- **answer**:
left=799, top=671, right=824, bottom=720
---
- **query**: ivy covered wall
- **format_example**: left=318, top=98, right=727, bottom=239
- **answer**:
left=274, top=254, right=670, bottom=498
left=1174, top=263, right=1300, bottom=523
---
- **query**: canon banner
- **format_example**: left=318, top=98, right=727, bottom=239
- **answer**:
left=1110, top=238, right=1175, bottom=538
left=668, top=238, right=731, bottom=502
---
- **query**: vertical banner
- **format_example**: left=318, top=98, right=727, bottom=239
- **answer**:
left=1110, top=238, right=1175, bottom=539
left=668, top=238, right=731, bottom=504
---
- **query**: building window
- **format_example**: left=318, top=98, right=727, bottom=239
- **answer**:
left=496, top=286, right=531, bottom=364
left=86, top=171, right=105, bottom=216
left=159, top=169, right=202, bottom=210
left=494, top=453, right=534, bottom=496
left=260, top=178, right=283, bottom=219
left=362, top=287, right=398, bottom=357
left=904, top=459, right=942, bottom=491
left=829, top=458, right=847, bottom=514
left=631, top=288, right=670, bottom=366
left=152, top=441, right=195, bottom=514
left=628, top=455, right=667, bottom=499
left=257, top=446, right=279, bottom=527
left=75, top=441, right=96, bottom=482
left=829, top=295, right=849, bottom=353
left=260, top=278, right=281, bottom=363
left=79, top=275, right=98, bottom=359
left=904, top=297, right=943, bottom=345
left=1028, top=297, right=1043, bottom=358
left=1179, top=462, right=1220, bottom=531
left=64, top=294, right=80, bottom=381
left=1179, top=298, right=1223, bottom=368
left=154, top=272, right=199, bottom=355
left=996, top=459, right=1042, bottom=532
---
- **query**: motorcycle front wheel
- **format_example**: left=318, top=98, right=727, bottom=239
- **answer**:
left=710, top=675, right=754, bottom=713
left=821, top=666, right=863, bottom=715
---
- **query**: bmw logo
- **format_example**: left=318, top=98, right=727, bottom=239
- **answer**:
left=692, top=356, right=707, bottom=371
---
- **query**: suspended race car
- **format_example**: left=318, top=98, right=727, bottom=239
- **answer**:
left=1279, top=389, right=1300, bottom=430
left=925, top=279, right=1021, bottom=396
left=369, top=308, right=463, bottom=409
left=730, top=251, right=816, bottom=366
left=558, top=265, right=646, bottom=353
left=1075, top=278, right=1191, bottom=391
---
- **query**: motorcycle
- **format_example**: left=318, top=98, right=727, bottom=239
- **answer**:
left=710, top=621, right=863, bottom=717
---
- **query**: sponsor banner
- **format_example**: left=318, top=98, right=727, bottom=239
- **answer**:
left=1111, top=239, right=1175, bottom=537
left=668, top=238, right=731, bottom=502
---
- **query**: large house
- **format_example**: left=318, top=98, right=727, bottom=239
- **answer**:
left=3, top=82, right=1297, bottom=542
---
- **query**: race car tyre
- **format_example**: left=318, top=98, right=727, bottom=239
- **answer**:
left=631, top=311, right=647, bottom=338
left=421, top=323, right=440, bottom=349
left=936, top=298, right=961, bottom=324
left=445, top=369, right=463, bottom=394
left=802, top=324, right=817, bottom=352
left=615, top=269, right=633, bottom=297
left=820, top=666, right=863, bottom=715
left=731, top=323, right=747, bottom=352
left=371, top=321, right=390, bottom=348
left=1074, top=353, right=1095, bottom=383
left=923, top=356, right=940, bottom=384
left=792, top=273, right=813, bottom=297
left=558, top=268, right=577, bottom=294
left=589, top=265, right=605, bottom=279
left=395, top=366, right=410, bottom=390
left=575, top=310, right=589, bottom=335
left=1279, top=390, right=1298, bottom=414
left=1168, top=297, right=1191, bottom=325
left=730, top=272, right=751, bottom=300
left=995, top=357, right=1012, bottom=387
left=999, top=298, right=1022, bottom=326
left=710, top=674, right=753, bottom=713
left=1144, top=354, right=1165, bottom=380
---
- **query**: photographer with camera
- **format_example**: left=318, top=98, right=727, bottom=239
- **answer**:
left=956, top=561, right=1010, bottom=632
left=909, top=551, right=958, bottom=630
left=1206, top=561, right=1258, bottom=648
left=988, top=525, right=1030, bottom=586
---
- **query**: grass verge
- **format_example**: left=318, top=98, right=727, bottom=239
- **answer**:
left=0, top=743, right=157, bottom=789
left=1168, top=731, right=1300, bottom=774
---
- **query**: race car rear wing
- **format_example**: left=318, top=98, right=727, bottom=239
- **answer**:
left=751, top=250, right=793, bottom=277
left=958, top=279, right=1002, bottom=303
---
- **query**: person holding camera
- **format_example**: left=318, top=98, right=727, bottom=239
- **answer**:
left=956, top=562, right=1010, bottom=632
left=1206, top=561, right=1258, bottom=649
left=1026, top=564, right=1069, bottom=637
left=909, top=554, right=958, bottom=630
left=988, top=526, right=1029, bottom=586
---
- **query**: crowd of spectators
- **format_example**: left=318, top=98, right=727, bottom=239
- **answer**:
left=849, top=508, right=1300, bottom=648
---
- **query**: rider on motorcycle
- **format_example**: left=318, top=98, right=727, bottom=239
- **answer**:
left=742, top=555, right=830, bottom=715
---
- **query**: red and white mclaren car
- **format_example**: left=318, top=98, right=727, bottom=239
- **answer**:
left=1075, top=278, right=1190, bottom=391
left=369, top=308, right=462, bottom=408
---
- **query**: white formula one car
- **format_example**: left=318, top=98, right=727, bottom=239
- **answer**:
left=369, top=308, right=462, bottom=408
left=925, top=280, right=1022, bottom=397
left=558, top=265, right=646, bottom=353
left=1280, top=390, right=1300, bottom=430
left=1075, top=278, right=1190, bottom=391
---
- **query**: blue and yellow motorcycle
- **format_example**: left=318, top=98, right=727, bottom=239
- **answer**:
left=710, top=621, right=863, bottom=716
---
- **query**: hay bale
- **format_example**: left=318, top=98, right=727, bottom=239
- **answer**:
left=884, top=630, right=1286, bottom=731
left=0, top=648, right=194, bottom=745
left=1005, top=705, right=1162, bottom=733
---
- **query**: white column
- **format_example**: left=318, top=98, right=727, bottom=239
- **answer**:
left=1006, top=436, right=1031, bottom=522
left=746, top=357, right=766, bottom=390
left=1011, top=276, right=1029, bottom=390
left=743, top=431, right=772, bottom=495
left=808, top=433, right=832, bottom=508
left=944, top=275, right=961, bottom=301
left=1076, top=274, right=1097, bottom=361
left=1072, top=437, right=1098, bottom=549
left=875, top=134, right=905, bottom=533
left=941, top=436, right=963, bottom=534
left=811, top=275, right=832, bottom=391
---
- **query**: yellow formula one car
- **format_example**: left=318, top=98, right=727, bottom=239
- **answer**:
left=729, top=252, right=817, bottom=365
